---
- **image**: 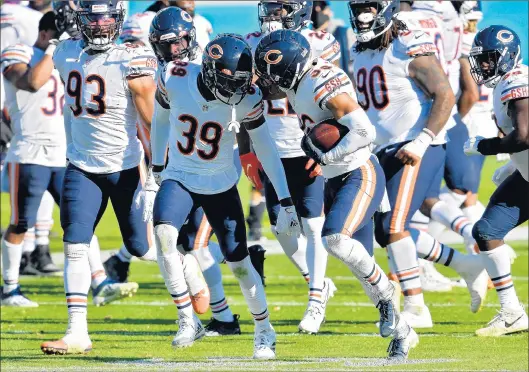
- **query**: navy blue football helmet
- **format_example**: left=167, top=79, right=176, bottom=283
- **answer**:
left=254, top=29, right=311, bottom=91
left=202, top=34, right=254, bottom=105
left=469, top=25, right=522, bottom=88
left=149, top=7, right=197, bottom=63
left=52, top=1, right=79, bottom=37
left=348, top=0, right=399, bottom=43
left=76, top=0, right=126, bottom=50
left=258, top=0, right=313, bottom=33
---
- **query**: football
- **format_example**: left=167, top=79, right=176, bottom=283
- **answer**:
left=308, top=118, right=349, bottom=152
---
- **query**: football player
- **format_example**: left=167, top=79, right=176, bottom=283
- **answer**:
left=39, top=0, right=166, bottom=354
left=145, top=7, right=243, bottom=337
left=348, top=0, right=488, bottom=328
left=242, top=0, right=341, bottom=334
left=172, top=0, right=213, bottom=50
left=1, top=0, right=62, bottom=277
left=144, top=33, right=302, bottom=358
left=466, top=25, right=529, bottom=336
left=255, top=29, right=419, bottom=361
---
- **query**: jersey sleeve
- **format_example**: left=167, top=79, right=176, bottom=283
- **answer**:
left=1, top=44, right=32, bottom=72
left=312, top=62, right=355, bottom=109
left=126, top=45, right=158, bottom=78
left=498, top=66, right=529, bottom=104
left=461, top=31, right=475, bottom=58
left=240, top=85, right=265, bottom=123
left=396, top=30, right=437, bottom=58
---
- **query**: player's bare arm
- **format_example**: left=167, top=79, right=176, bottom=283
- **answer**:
left=476, top=98, right=529, bottom=155
left=398, top=55, right=456, bottom=165
left=128, top=75, right=157, bottom=131
left=3, top=53, right=55, bottom=93
left=458, top=57, right=480, bottom=118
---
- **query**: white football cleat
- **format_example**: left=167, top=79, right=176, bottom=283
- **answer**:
left=476, top=305, right=528, bottom=337
left=92, top=279, right=139, bottom=306
left=41, top=333, right=92, bottom=355
left=1, top=287, right=38, bottom=307
left=299, top=278, right=336, bottom=334
left=457, top=256, right=488, bottom=313
left=172, top=314, right=205, bottom=348
left=253, top=324, right=276, bottom=360
left=400, top=304, right=433, bottom=328
left=387, top=326, right=419, bottom=361
left=420, top=259, right=453, bottom=288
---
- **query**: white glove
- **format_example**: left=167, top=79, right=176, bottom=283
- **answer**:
left=142, top=168, right=161, bottom=222
left=492, top=161, right=516, bottom=186
left=464, top=136, right=485, bottom=155
left=45, top=39, right=60, bottom=56
left=496, top=153, right=510, bottom=162
left=275, top=205, right=301, bottom=237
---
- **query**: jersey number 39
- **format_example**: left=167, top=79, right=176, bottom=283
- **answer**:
left=177, top=114, right=223, bottom=160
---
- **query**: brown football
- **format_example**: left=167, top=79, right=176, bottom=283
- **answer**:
left=308, top=118, right=349, bottom=152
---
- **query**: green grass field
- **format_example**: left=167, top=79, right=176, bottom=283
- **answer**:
left=1, top=157, right=528, bottom=371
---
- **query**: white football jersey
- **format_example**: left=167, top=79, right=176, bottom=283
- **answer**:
left=245, top=28, right=341, bottom=158
left=120, top=11, right=156, bottom=46
left=461, top=30, right=496, bottom=139
left=285, top=58, right=371, bottom=179
left=0, top=3, right=42, bottom=52
left=397, top=11, right=447, bottom=74
left=1, top=44, right=66, bottom=167
left=351, top=30, right=447, bottom=148
left=53, top=40, right=157, bottom=174
left=158, top=62, right=264, bottom=194
left=493, top=64, right=529, bottom=181
left=442, top=10, right=464, bottom=96
left=194, top=14, right=213, bottom=51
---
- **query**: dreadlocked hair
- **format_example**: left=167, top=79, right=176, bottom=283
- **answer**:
left=354, top=18, right=408, bottom=53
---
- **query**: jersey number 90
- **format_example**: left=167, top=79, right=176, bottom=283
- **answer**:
left=356, top=65, right=389, bottom=111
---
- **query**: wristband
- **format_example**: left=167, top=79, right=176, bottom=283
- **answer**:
left=152, top=165, right=164, bottom=173
left=422, top=128, right=436, bottom=140
left=45, top=43, right=57, bottom=56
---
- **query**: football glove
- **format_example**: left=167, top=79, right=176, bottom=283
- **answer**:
left=301, top=135, right=326, bottom=166
left=240, top=152, right=264, bottom=189
left=492, top=161, right=516, bottom=186
left=275, top=202, right=301, bottom=237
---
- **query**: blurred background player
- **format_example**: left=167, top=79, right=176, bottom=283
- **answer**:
left=466, top=25, right=528, bottom=337
left=244, top=0, right=341, bottom=334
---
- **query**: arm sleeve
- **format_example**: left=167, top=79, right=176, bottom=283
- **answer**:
left=323, top=108, right=376, bottom=163
left=1, top=44, right=32, bottom=72
left=247, top=119, right=291, bottom=200
left=151, top=100, right=170, bottom=166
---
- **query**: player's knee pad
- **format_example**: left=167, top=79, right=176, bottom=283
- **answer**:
left=10, top=222, right=30, bottom=235
left=123, top=241, right=149, bottom=258
left=301, top=216, right=325, bottom=238
left=64, top=242, right=88, bottom=260
left=223, top=243, right=248, bottom=263
left=62, top=223, right=93, bottom=245
left=374, top=214, right=389, bottom=248
left=322, top=233, right=353, bottom=261
left=472, top=219, right=496, bottom=250
left=154, top=223, right=180, bottom=256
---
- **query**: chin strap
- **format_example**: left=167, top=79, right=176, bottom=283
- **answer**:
left=227, top=105, right=240, bottom=133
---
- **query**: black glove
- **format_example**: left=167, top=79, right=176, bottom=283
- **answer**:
left=301, top=135, right=326, bottom=166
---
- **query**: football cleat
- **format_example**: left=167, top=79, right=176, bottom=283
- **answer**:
left=457, top=257, right=488, bottom=313
left=420, top=259, right=453, bottom=287
left=31, top=244, right=62, bottom=276
left=387, top=326, right=419, bottom=362
left=103, top=255, right=130, bottom=283
left=92, top=279, right=138, bottom=306
left=172, top=314, right=205, bottom=348
left=377, top=282, right=399, bottom=338
left=19, top=252, right=44, bottom=276
left=400, top=304, right=433, bottom=328
left=476, top=305, right=529, bottom=337
left=299, top=278, right=337, bottom=334
left=41, top=333, right=92, bottom=355
left=248, top=244, right=266, bottom=286
left=1, top=287, right=38, bottom=307
left=182, top=254, right=210, bottom=314
left=253, top=324, right=276, bottom=360
left=205, top=314, right=241, bottom=337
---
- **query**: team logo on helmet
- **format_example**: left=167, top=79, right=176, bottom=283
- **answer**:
left=497, top=30, right=514, bottom=43
left=208, top=44, right=223, bottom=59
left=221, top=68, right=233, bottom=76
left=264, top=50, right=283, bottom=65
left=181, top=10, right=193, bottom=22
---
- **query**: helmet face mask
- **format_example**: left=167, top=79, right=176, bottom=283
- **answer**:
left=202, top=34, right=254, bottom=105
left=348, top=0, right=398, bottom=43
left=76, top=0, right=125, bottom=50
left=149, top=8, right=197, bottom=64
left=469, top=25, right=522, bottom=88
left=258, top=1, right=313, bottom=34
